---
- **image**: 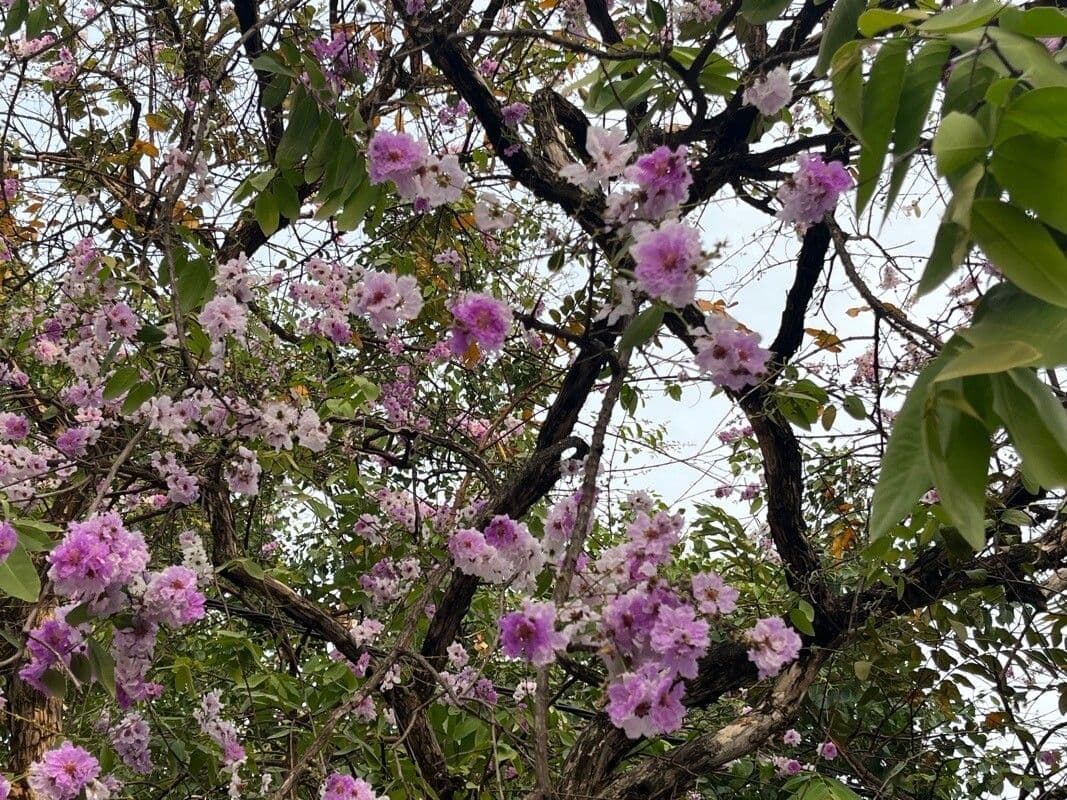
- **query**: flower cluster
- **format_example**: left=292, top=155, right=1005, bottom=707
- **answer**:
left=448, top=292, right=512, bottom=359
left=367, top=130, right=467, bottom=210
left=195, top=690, right=246, bottom=771
left=630, top=220, right=704, bottom=307
left=448, top=514, right=544, bottom=587
left=47, top=512, right=150, bottom=604
left=745, top=616, right=803, bottom=678
left=499, top=601, right=569, bottom=665
left=321, top=773, right=379, bottom=800
left=0, top=521, right=16, bottom=564
left=694, top=315, right=772, bottom=391
left=28, top=742, right=101, bottom=800
left=743, top=66, right=793, bottom=116
left=776, top=154, right=853, bottom=231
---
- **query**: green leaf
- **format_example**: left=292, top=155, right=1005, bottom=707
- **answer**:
left=853, top=660, right=872, bottom=681
left=87, top=638, right=116, bottom=696
left=255, top=190, right=280, bottom=236
left=815, top=0, right=866, bottom=76
left=250, top=52, right=296, bottom=77
left=2, top=0, right=28, bottom=36
left=996, top=86, right=1067, bottom=143
left=103, top=366, right=140, bottom=401
left=272, top=176, right=301, bottom=220
left=1000, top=6, right=1067, bottom=38
left=918, top=221, right=971, bottom=295
left=789, top=607, right=815, bottom=636
left=175, top=254, right=212, bottom=313
left=336, top=182, right=378, bottom=232
left=620, top=305, right=665, bottom=351
left=646, top=0, right=667, bottom=29
left=830, top=41, right=865, bottom=138
left=870, top=349, right=954, bottom=539
left=0, top=543, right=41, bottom=601
left=923, top=391, right=991, bottom=551
left=121, top=381, right=156, bottom=415
left=992, top=369, right=1067, bottom=488
left=918, top=0, right=1003, bottom=34
left=935, top=340, right=1043, bottom=381
left=842, top=394, right=865, bottom=420
left=950, top=28, right=1067, bottom=89
left=989, top=134, right=1067, bottom=235
left=886, top=40, right=952, bottom=214
left=958, top=283, right=1067, bottom=367
left=931, top=112, right=988, bottom=177
left=857, top=9, right=922, bottom=37
left=276, top=89, right=321, bottom=167
left=739, top=0, right=790, bottom=24
left=856, top=38, right=909, bottom=216
left=262, top=74, right=291, bottom=109
left=969, top=199, right=1067, bottom=308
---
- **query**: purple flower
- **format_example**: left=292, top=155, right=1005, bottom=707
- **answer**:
left=743, top=66, right=793, bottom=116
left=629, top=221, right=703, bottom=306
left=0, top=775, right=10, bottom=800
left=0, top=412, right=29, bottom=440
left=499, top=601, right=568, bottom=665
left=606, top=664, right=686, bottom=738
left=776, top=154, right=853, bottom=231
left=817, top=741, right=838, bottom=760
left=502, top=102, right=530, bottom=128
left=745, top=616, right=802, bottom=679
left=321, top=773, right=378, bottom=800
left=783, top=729, right=801, bottom=745
left=367, top=130, right=427, bottom=198
left=55, top=427, right=93, bottom=457
left=695, top=322, right=771, bottom=391
left=27, top=741, right=100, bottom=800
left=0, top=521, right=17, bottom=564
left=141, top=566, right=206, bottom=627
left=449, top=292, right=512, bottom=358
left=47, top=513, right=150, bottom=602
left=649, top=603, right=709, bottom=679
left=691, top=571, right=738, bottom=616
left=625, top=145, right=692, bottom=219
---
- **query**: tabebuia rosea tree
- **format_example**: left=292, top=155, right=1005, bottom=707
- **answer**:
left=1, top=0, right=1066, bottom=798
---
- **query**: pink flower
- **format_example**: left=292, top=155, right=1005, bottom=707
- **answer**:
left=695, top=321, right=771, bottom=391
left=606, top=664, right=686, bottom=738
left=141, top=566, right=206, bottom=627
left=782, top=728, right=801, bottom=745
left=198, top=294, right=247, bottom=340
left=367, top=131, right=427, bottom=198
left=502, top=102, right=530, bottom=128
left=691, top=571, right=738, bottom=616
left=449, top=292, right=512, bottom=358
left=625, top=145, right=692, bottom=219
left=0, top=521, right=17, bottom=564
left=55, top=426, right=94, bottom=457
left=745, top=616, right=802, bottom=679
left=499, top=601, right=568, bottom=665
left=817, top=741, right=838, bottom=760
left=743, top=66, right=793, bottom=116
left=776, top=154, right=853, bottom=231
left=649, top=603, right=709, bottom=679
left=1, top=412, right=29, bottom=441
left=322, top=773, right=379, bottom=800
left=28, top=741, right=100, bottom=800
left=47, top=513, right=150, bottom=602
left=630, top=221, right=703, bottom=306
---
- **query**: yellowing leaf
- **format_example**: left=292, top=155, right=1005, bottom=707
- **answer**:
left=696, top=298, right=729, bottom=313
left=132, top=139, right=159, bottom=157
left=845, top=306, right=868, bottom=317
left=111, top=217, right=129, bottom=230
left=805, top=327, right=844, bottom=352
left=144, top=113, right=170, bottom=131
left=830, top=526, right=857, bottom=559
left=462, top=340, right=481, bottom=367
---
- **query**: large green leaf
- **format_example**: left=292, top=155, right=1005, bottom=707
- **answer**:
left=856, top=38, right=909, bottom=216
left=620, top=305, right=665, bottom=351
left=931, top=112, right=988, bottom=177
left=1000, top=6, right=1067, bottom=37
left=992, top=369, right=1067, bottom=488
left=989, top=134, right=1067, bottom=234
left=255, top=190, right=280, bottom=237
left=886, top=40, right=952, bottom=214
left=923, top=387, right=992, bottom=551
left=918, top=0, right=1003, bottom=34
left=996, top=86, right=1067, bottom=143
left=276, top=89, right=322, bottom=167
left=957, top=283, right=1067, bottom=367
left=917, top=221, right=970, bottom=295
left=815, top=0, right=866, bottom=76
left=739, top=0, right=790, bottom=25
left=969, top=199, right=1067, bottom=308
left=830, top=41, right=864, bottom=139
left=950, top=28, right=1067, bottom=89
left=869, top=351, right=946, bottom=539
left=0, top=543, right=41, bottom=602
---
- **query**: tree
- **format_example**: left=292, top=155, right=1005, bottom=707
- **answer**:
left=0, top=1, right=1065, bottom=799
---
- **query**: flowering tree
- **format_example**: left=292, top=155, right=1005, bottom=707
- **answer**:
left=1, top=1, right=1066, bottom=799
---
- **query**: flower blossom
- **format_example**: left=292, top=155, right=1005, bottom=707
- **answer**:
left=499, top=601, right=568, bottom=666
left=28, top=742, right=100, bottom=800
left=776, top=154, right=853, bottom=231
left=630, top=221, right=703, bottom=306
left=743, top=66, right=793, bottom=115
left=745, top=616, right=802, bottom=678
left=448, top=292, right=512, bottom=358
